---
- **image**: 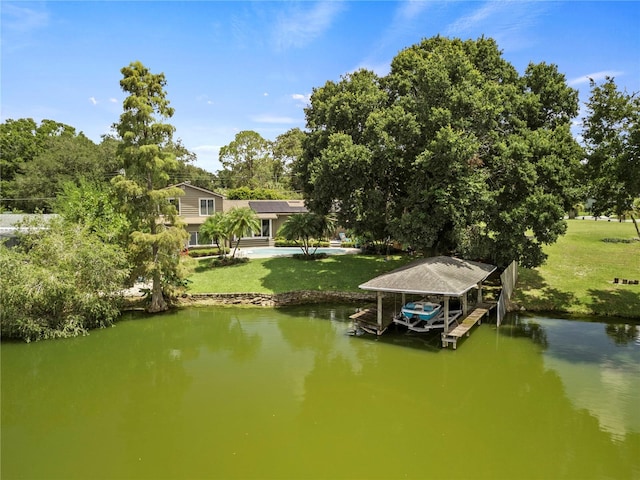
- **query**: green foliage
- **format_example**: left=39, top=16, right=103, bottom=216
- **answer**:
left=111, top=61, right=189, bottom=312
left=205, top=256, right=249, bottom=268
left=298, top=36, right=582, bottom=268
left=225, top=207, right=261, bottom=257
left=219, top=128, right=305, bottom=190
left=187, top=247, right=229, bottom=257
left=273, top=127, right=306, bottom=190
left=277, top=213, right=336, bottom=256
left=54, top=179, right=129, bottom=244
left=0, top=118, right=118, bottom=213
left=582, top=77, right=640, bottom=239
left=219, top=130, right=275, bottom=189
left=274, top=238, right=329, bottom=248
left=226, top=186, right=290, bottom=200
left=199, top=212, right=228, bottom=251
left=0, top=219, right=129, bottom=342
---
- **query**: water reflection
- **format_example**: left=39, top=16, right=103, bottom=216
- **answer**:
left=507, top=314, right=640, bottom=443
left=1, top=307, right=639, bottom=479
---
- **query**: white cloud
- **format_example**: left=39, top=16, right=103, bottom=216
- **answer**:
left=264, top=92, right=269, bottom=97
left=89, top=97, right=98, bottom=105
left=273, top=1, right=344, bottom=50
left=291, top=93, right=310, bottom=105
left=1, top=3, right=50, bottom=52
left=250, top=114, right=298, bottom=124
left=196, top=94, right=214, bottom=105
left=397, top=0, right=431, bottom=22
left=446, top=1, right=503, bottom=34
left=568, top=71, right=624, bottom=87
left=445, top=1, right=545, bottom=52
left=109, top=98, right=118, bottom=103
left=1, top=3, right=49, bottom=32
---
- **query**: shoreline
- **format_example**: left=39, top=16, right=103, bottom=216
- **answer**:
left=123, top=290, right=640, bottom=321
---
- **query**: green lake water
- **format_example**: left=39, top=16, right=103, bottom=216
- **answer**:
left=2, top=306, right=639, bottom=479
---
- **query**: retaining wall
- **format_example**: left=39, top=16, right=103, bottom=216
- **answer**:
left=177, top=291, right=377, bottom=307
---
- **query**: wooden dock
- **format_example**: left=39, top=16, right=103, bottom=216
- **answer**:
left=441, top=304, right=491, bottom=349
left=349, top=308, right=393, bottom=336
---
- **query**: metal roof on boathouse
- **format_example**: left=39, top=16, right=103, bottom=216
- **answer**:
left=358, top=256, right=496, bottom=297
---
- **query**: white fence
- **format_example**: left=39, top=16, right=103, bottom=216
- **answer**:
left=497, top=260, right=518, bottom=326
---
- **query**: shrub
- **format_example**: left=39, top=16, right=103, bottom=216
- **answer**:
left=274, top=238, right=330, bottom=248
left=292, top=253, right=328, bottom=261
left=602, top=238, right=636, bottom=243
left=208, top=256, right=249, bottom=267
left=188, top=247, right=229, bottom=257
left=0, top=221, right=129, bottom=342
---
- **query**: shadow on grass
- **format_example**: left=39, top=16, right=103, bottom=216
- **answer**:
left=587, top=287, right=640, bottom=319
left=516, top=268, right=578, bottom=311
left=193, top=257, right=248, bottom=273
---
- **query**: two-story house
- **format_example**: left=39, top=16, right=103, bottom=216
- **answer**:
left=169, top=182, right=307, bottom=248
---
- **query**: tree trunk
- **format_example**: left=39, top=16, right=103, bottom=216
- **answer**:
left=148, top=245, right=168, bottom=313
left=630, top=213, right=640, bottom=240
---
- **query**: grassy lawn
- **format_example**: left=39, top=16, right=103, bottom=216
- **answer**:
left=186, top=220, right=640, bottom=319
left=514, top=219, right=640, bottom=318
left=187, top=254, right=415, bottom=294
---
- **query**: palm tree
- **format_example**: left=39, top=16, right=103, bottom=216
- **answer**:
left=226, top=207, right=261, bottom=257
left=199, top=212, right=228, bottom=254
left=278, top=213, right=336, bottom=256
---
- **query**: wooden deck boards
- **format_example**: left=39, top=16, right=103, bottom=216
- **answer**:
left=441, top=305, right=491, bottom=349
left=349, top=308, right=393, bottom=335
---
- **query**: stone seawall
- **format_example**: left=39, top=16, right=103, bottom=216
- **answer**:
left=176, top=291, right=378, bottom=307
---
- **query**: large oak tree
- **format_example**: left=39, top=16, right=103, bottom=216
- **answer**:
left=297, top=37, right=583, bottom=267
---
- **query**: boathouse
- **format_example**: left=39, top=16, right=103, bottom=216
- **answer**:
left=351, top=256, right=497, bottom=344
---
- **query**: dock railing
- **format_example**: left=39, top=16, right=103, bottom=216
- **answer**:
left=497, top=260, right=518, bottom=326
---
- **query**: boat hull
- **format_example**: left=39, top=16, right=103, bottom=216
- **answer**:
left=400, top=301, right=442, bottom=322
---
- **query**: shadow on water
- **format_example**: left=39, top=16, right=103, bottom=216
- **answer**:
left=498, top=315, right=549, bottom=348
left=274, top=302, right=444, bottom=353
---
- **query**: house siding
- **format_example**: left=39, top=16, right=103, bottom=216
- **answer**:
left=167, top=183, right=306, bottom=249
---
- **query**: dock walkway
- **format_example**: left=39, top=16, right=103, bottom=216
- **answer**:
left=349, top=308, right=393, bottom=336
left=441, top=304, right=491, bottom=349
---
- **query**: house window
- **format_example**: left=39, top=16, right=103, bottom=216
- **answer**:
left=199, top=198, right=215, bottom=216
left=189, top=231, right=213, bottom=246
left=254, top=219, right=271, bottom=238
left=189, top=231, right=199, bottom=246
left=168, top=197, right=180, bottom=213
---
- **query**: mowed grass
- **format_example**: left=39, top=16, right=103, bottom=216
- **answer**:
left=187, top=254, right=415, bottom=294
left=514, top=220, right=640, bottom=318
left=186, top=220, right=640, bottom=319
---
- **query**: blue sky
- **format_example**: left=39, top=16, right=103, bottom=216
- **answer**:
left=2, top=1, right=639, bottom=173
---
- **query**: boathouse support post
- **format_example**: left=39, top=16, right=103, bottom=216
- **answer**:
left=462, top=293, right=468, bottom=316
left=477, top=282, right=483, bottom=304
left=377, top=291, right=383, bottom=334
left=443, top=296, right=450, bottom=333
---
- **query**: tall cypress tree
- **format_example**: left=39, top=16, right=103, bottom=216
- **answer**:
left=112, top=61, right=187, bottom=312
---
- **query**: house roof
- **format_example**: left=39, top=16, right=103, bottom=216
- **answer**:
left=359, top=256, right=497, bottom=297
left=0, top=214, right=58, bottom=228
left=248, top=200, right=307, bottom=214
left=171, top=182, right=225, bottom=198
